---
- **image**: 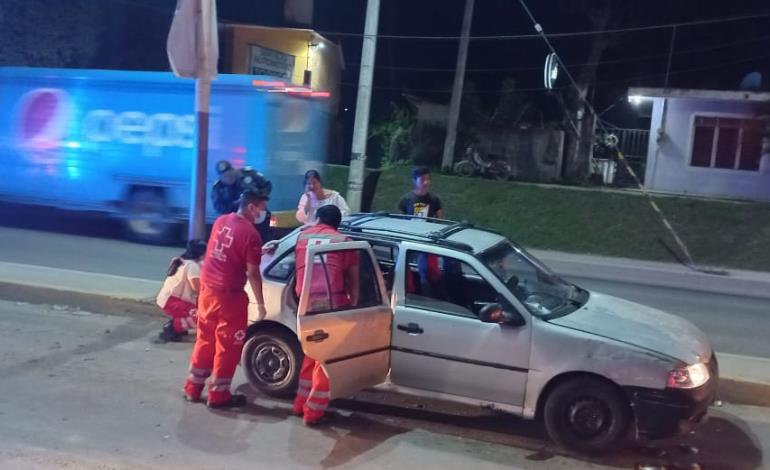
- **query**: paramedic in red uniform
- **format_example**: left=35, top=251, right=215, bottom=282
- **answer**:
left=292, top=205, right=359, bottom=425
left=183, top=190, right=269, bottom=408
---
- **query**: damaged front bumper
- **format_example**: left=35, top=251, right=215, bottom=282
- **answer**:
left=624, top=357, right=719, bottom=439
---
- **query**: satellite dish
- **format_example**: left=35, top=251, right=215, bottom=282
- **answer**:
left=739, top=72, right=763, bottom=91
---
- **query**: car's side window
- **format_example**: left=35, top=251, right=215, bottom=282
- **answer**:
left=304, top=248, right=383, bottom=315
left=264, top=249, right=296, bottom=281
left=370, top=242, right=399, bottom=294
left=404, top=250, right=499, bottom=319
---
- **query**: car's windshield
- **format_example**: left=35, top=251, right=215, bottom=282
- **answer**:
left=479, top=241, right=588, bottom=318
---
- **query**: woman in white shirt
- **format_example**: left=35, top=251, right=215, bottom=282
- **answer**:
left=295, top=169, right=350, bottom=225
left=155, top=240, right=207, bottom=343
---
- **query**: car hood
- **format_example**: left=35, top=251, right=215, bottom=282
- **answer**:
left=548, top=292, right=712, bottom=364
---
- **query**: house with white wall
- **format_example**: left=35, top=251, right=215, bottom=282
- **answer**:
left=629, top=87, right=770, bottom=202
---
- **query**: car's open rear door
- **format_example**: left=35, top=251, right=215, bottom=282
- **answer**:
left=296, top=240, right=392, bottom=400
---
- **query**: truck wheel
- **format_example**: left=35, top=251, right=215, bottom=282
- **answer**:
left=124, top=189, right=177, bottom=245
left=543, top=377, right=631, bottom=455
left=454, top=160, right=475, bottom=177
left=242, top=328, right=303, bottom=398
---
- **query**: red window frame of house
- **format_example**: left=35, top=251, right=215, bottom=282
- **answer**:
left=690, top=116, right=765, bottom=172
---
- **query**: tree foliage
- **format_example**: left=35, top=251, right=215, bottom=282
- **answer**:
left=0, top=0, right=105, bottom=67
left=369, top=102, right=416, bottom=167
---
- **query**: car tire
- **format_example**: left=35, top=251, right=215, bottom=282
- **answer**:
left=543, top=377, right=631, bottom=455
left=242, top=328, right=303, bottom=398
left=124, top=189, right=177, bottom=245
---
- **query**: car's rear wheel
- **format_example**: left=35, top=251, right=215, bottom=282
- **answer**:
left=242, top=328, right=303, bottom=398
left=543, top=377, right=631, bottom=455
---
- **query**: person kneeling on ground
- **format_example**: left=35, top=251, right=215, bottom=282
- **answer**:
left=155, top=240, right=207, bottom=343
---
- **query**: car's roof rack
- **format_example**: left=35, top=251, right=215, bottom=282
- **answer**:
left=427, top=221, right=475, bottom=241
left=340, top=213, right=475, bottom=252
left=343, top=212, right=457, bottom=227
left=346, top=229, right=474, bottom=253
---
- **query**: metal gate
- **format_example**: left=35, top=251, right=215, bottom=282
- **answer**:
left=593, top=126, right=650, bottom=187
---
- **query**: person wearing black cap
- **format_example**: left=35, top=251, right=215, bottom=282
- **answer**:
left=211, top=160, right=273, bottom=240
left=211, top=160, right=242, bottom=215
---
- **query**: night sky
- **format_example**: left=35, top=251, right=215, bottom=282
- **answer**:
left=4, top=0, right=770, bottom=129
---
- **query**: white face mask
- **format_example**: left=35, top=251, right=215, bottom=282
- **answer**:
left=254, top=210, right=267, bottom=225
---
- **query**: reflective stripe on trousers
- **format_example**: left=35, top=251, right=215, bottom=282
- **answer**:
left=209, top=376, right=232, bottom=392
left=187, top=366, right=211, bottom=385
left=293, top=356, right=330, bottom=422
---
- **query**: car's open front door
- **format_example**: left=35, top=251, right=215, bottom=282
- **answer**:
left=296, top=240, right=392, bottom=400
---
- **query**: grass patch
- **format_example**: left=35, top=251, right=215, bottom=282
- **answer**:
left=324, top=165, right=770, bottom=271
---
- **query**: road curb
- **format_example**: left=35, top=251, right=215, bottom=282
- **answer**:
left=532, top=249, right=770, bottom=301
left=716, top=353, right=770, bottom=408
left=718, top=378, right=770, bottom=408
left=0, top=281, right=158, bottom=319
left=0, top=264, right=768, bottom=409
left=0, top=261, right=157, bottom=303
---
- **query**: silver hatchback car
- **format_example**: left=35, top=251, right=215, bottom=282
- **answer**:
left=242, top=213, right=717, bottom=455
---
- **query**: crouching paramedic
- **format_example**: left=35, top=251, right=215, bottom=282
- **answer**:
left=292, top=205, right=359, bottom=425
left=183, top=190, right=269, bottom=408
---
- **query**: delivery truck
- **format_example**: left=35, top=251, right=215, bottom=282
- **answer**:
left=0, top=67, right=331, bottom=243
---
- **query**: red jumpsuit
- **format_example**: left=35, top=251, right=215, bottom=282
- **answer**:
left=162, top=296, right=198, bottom=333
left=183, top=213, right=262, bottom=406
left=292, top=224, right=357, bottom=424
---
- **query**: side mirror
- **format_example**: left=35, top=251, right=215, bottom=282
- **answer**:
left=501, top=310, right=526, bottom=327
left=479, top=303, right=504, bottom=323
left=479, top=303, right=525, bottom=326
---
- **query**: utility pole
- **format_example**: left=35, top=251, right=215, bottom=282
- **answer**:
left=440, top=0, right=474, bottom=171
left=346, top=0, right=381, bottom=213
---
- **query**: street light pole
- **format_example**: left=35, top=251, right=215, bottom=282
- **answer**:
left=440, top=0, right=474, bottom=172
left=189, top=75, right=211, bottom=241
left=346, top=0, right=381, bottom=213
left=167, top=0, right=218, bottom=241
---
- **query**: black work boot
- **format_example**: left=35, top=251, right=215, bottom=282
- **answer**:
left=156, top=321, right=183, bottom=343
left=207, top=394, right=248, bottom=409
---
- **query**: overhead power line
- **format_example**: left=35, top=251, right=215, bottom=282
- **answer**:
left=346, top=32, right=770, bottom=73
left=320, top=11, right=770, bottom=41
left=342, top=50, right=770, bottom=94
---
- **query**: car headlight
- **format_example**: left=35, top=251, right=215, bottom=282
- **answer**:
left=667, top=363, right=710, bottom=389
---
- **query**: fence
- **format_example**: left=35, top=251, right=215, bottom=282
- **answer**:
left=593, top=127, right=650, bottom=187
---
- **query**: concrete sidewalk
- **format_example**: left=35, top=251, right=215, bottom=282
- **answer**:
left=0, top=261, right=158, bottom=303
left=0, top=259, right=768, bottom=408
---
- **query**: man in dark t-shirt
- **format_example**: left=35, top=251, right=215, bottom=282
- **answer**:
left=397, top=167, right=445, bottom=219
left=398, top=167, right=444, bottom=295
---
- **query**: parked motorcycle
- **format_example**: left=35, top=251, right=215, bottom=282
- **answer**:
left=454, top=145, right=512, bottom=181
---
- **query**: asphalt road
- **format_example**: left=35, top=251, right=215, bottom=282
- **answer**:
left=0, top=300, right=767, bottom=470
left=1, top=204, right=769, bottom=359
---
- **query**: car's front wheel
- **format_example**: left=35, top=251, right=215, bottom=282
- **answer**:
left=242, top=328, right=303, bottom=398
left=543, top=377, right=631, bottom=455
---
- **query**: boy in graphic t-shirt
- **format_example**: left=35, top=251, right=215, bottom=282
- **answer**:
left=397, top=167, right=444, bottom=219
left=397, top=167, right=445, bottom=294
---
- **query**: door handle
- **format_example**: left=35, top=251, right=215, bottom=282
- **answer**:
left=397, top=322, right=424, bottom=335
left=306, top=330, right=329, bottom=342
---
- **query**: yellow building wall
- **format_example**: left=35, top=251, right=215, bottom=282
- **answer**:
left=225, top=25, right=341, bottom=113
